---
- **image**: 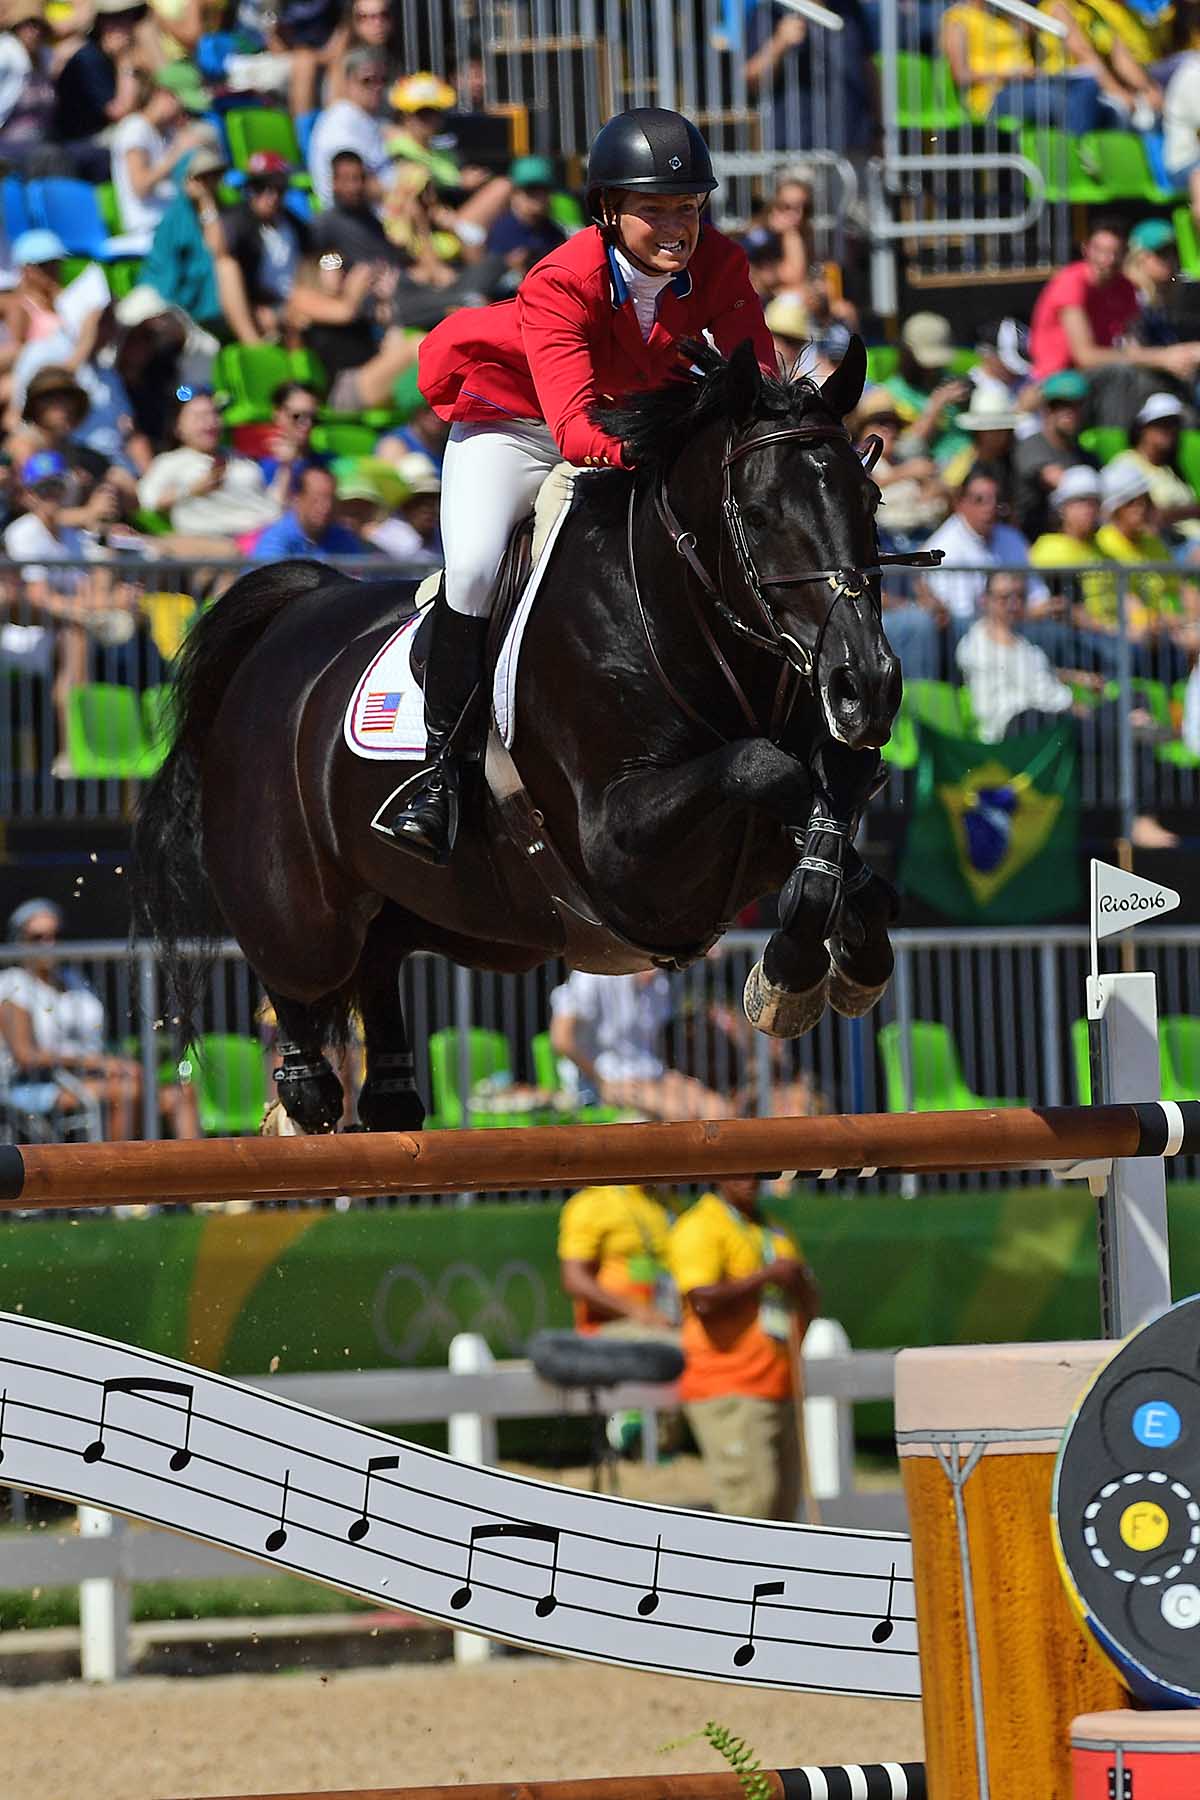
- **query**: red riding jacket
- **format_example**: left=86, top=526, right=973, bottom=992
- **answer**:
left=417, top=224, right=777, bottom=469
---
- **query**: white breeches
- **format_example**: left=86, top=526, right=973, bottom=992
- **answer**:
left=440, top=418, right=563, bottom=618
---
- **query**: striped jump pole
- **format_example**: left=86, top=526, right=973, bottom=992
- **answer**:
left=0, top=1101, right=1197, bottom=1211
left=179, top=1766, right=927, bottom=1800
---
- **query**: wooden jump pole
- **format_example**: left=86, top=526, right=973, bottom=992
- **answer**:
left=1, top=1101, right=1197, bottom=1212
left=178, top=1764, right=928, bottom=1800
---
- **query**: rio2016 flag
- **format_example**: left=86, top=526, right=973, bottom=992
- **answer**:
left=900, top=720, right=1081, bottom=924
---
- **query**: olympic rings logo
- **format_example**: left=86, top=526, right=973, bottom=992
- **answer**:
left=371, top=1259, right=550, bottom=1361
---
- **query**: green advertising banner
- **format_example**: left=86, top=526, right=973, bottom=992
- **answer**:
left=3, top=1185, right=1200, bottom=1384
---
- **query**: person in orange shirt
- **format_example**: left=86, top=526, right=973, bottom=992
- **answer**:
left=668, top=1174, right=819, bottom=1520
left=557, top=1182, right=677, bottom=1336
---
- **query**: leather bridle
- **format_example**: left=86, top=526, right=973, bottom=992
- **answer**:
left=650, top=418, right=943, bottom=687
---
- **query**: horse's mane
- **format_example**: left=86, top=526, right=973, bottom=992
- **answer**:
left=592, top=339, right=830, bottom=471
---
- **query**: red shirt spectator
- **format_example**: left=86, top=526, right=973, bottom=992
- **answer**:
left=1030, top=251, right=1138, bottom=380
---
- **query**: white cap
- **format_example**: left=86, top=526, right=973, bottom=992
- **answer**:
left=396, top=451, right=441, bottom=497
left=1134, top=391, right=1185, bottom=428
left=1052, top=464, right=1102, bottom=508
left=1100, top=455, right=1152, bottom=519
left=958, top=387, right=1022, bottom=432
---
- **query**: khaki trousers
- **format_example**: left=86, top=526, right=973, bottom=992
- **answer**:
left=684, top=1392, right=801, bottom=1522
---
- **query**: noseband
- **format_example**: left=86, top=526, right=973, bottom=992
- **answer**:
left=652, top=420, right=943, bottom=684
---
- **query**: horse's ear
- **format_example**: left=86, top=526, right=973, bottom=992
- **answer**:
left=726, top=337, right=763, bottom=421
left=820, top=334, right=868, bottom=419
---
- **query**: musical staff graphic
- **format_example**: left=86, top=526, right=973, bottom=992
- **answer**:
left=348, top=1454, right=401, bottom=1544
left=0, top=1311, right=922, bottom=1699
left=451, top=1522, right=560, bottom=1616
left=638, top=1536, right=663, bottom=1617
left=83, top=1376, right=195, bottom=1472
left=734, top=1580, right=786, bottom=1667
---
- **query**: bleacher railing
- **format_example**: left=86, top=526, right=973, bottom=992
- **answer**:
left=3, top=927, right=1200, bottom=1182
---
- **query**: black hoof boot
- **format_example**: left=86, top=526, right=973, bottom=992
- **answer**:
left=358, top=1054, right=426, bottom=1132
left=275, top=1050, right=344, bottom=1134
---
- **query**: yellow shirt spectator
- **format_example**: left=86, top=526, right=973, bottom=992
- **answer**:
left=1047, top=0, right=1171, bottom=64
left=557, top=1183, right=672, bottom=1332
left=1029, top=530, right=1120, bottom=622
left=943, top=0, right=1064, bottom=117
left=668, top=1191, right=799, bottom=1403
left=1095, top=521, right=1181, bottom=619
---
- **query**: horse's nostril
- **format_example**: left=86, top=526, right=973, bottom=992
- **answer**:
left=828, top=666, right=861, bottom=715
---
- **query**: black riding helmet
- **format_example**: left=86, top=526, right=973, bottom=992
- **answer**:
left=585, top=107, right=718, bottom=224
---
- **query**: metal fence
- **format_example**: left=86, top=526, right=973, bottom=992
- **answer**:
left=1, top=925, right=1197, bottom=1190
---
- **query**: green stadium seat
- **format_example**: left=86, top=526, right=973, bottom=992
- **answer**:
left=187, top=1033, right=268, bottom=1135
left=530, top=1030, right=622, bottom=1124
left=1080, top=131, right=1174, bottom=202
left=1078, top=426, right=1129, bottom=466
left=875, top=52, right=967, bottom=131
left=427, top=1026, right=534, bottom=1129
left=866, top=346, right=900, bottom=384
left=224, top=107, right=302, bottom=173
left=65, top=683, right=163, bottom=779
left=311, top=421, right=379, bottom=457
left=1161, top=1016, right=1200, bottom=1102
left=1132, top=678, right=1173, bottom=728
left=1177, top=430, right=1200, bottom=496
left=882, top=710, right=918, bottom=770
left=1019, top=128, right=1107, bottom=205
left=1174, top=205, right=1200, bottom=276
left=877, top=1019, right=1028, bottom=1112
left=1071, top=1016, right=1092, bottom=1103
left=141, top=685, right=174, bottom=757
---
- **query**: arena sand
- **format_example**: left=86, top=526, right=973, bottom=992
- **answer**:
left=0, top=1657, right=922, bottom=1799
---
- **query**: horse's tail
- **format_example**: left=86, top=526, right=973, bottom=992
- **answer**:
left=132, top=558, right=341, bottom=1043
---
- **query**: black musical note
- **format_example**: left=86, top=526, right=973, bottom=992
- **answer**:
left=83, top=1377, right=195, bottom=1470
left=265, top=1469, right=290, bottom=1552
left=347, top=1453, right=401, bottom=1543
left=638, top=1536, right=663, bottom=1617
left=872, top=1561, right=896, bottom=1645
left=450, top=1522, right=560, bottom=1616
left=733, top=1579, right=785, bottom=1667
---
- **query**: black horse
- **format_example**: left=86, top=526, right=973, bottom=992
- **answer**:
left=134, top=337, right=905, bottom=1134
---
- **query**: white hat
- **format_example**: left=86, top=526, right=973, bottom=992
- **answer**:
left=958, top=387, right=1022, bottom=432
left=396, top=451, right=440, bottom=497
left=1134, top=391, right=1185, bottom=429
left=1051, top=465, right=1102, bottom=508
left=1100, top=455, right=1152, bottom=519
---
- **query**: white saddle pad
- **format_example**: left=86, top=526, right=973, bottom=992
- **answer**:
left=343, top=465, right=576, bottom=763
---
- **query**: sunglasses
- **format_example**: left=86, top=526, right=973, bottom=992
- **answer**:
left=21, top=928, right=57, bottom=943
left=286, top=408, right=317, bottom=422
left=354, top=7, right=389, bottom=17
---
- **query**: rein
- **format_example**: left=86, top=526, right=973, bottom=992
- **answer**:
left=644, top=417, right=943, bottom=717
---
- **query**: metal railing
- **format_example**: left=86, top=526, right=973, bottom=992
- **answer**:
left=2, top=925, right=1199, bottom=1187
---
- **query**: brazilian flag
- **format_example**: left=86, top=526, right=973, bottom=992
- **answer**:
left=900, top=720, right=1082, bottom=923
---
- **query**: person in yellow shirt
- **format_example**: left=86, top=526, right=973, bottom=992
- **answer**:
left=668, top=1175, right=819, bottom=1521
left=941, top=0, right=1100, bottom=129
left=557, top=1183, right=676, bottom=1336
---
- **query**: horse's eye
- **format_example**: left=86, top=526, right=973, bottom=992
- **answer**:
left=741, top=503, right=769, bottom=532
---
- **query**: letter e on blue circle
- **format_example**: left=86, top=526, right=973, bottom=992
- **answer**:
left=1133, top=1401, right=1182, bottom=1450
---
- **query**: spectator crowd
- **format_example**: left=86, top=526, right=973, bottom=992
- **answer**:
left=0, top=0, right=1195, bottom=811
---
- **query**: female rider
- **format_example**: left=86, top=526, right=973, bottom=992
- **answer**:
left=374, top=106, right=778, bottom=864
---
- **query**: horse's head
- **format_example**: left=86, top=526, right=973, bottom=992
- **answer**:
left=718, top=336, right=901, bottom=750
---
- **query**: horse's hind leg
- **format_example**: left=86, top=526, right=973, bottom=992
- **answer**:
left=355, top=919, right=426, bottom=1132
left=269, top=990, right=345, bottom=1134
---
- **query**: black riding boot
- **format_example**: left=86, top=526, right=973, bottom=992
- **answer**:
left=372, top=593, right=489, bottom=864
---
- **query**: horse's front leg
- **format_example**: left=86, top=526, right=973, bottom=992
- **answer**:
left=744, top=742, right=890, bottom=1037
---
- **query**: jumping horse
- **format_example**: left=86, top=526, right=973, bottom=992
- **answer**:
left=134, top=337, right=930, bottom=1133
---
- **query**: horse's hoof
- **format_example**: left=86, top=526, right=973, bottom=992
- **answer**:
left=828, top=959, right=890, bottom=1019
left=743, top=960, right=829, bottom=1038
left=357, top=1086, right=426, bottom=1133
